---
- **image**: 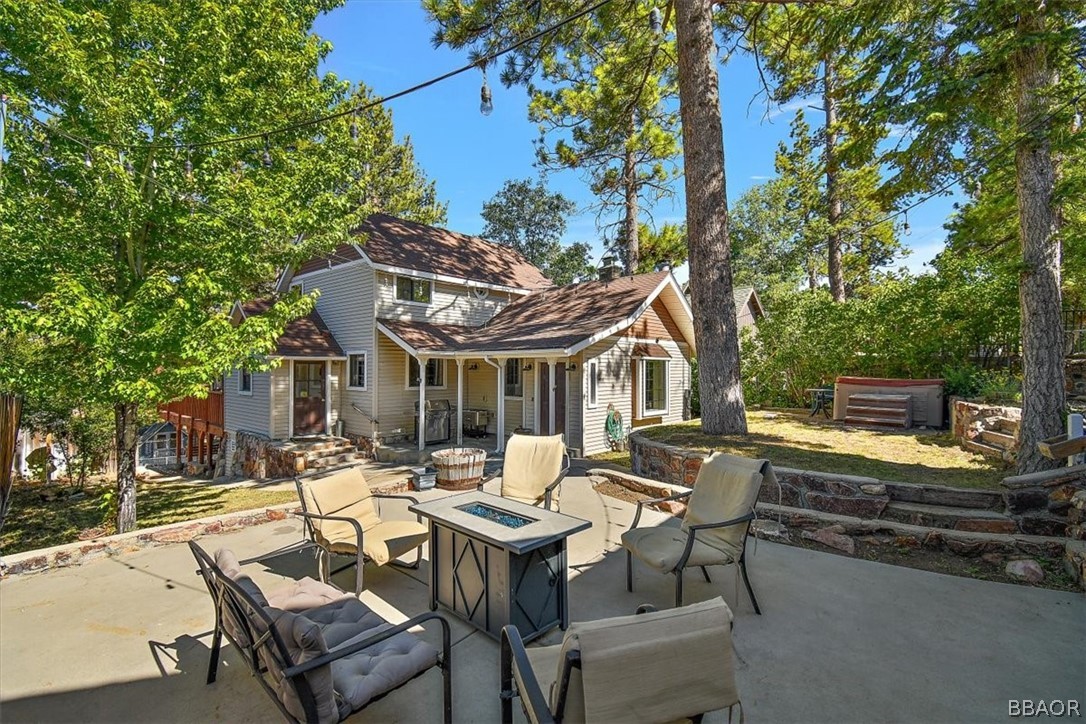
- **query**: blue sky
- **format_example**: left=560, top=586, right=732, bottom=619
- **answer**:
left=314, top=1, right=960, bottom=282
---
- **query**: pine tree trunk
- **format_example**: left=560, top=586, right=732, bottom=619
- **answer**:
left=115, top=401, right=139, bottom=533
left=823, top=51, right=846, bottom=303
left=1013, top=7, right=1064, bottom=474
left=623, top=138, right=640, bottom=275
left=674, top=0, right=747, bottom=435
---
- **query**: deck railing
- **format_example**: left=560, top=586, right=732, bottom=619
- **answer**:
left=158, top=390, right=224, bottom=430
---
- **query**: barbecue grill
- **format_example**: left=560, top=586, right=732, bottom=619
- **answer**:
left=414, top=399, right=451, bottom=443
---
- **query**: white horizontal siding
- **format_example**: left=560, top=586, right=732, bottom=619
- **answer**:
left=300, top=264, right=376, bottom=437
left=376, top=335, right=457, bottom=436
left=566, top=354, right=583, bottom=454
left=224, top=369, right=271, bottom=437
left=374, top=272, right=515, bottom=326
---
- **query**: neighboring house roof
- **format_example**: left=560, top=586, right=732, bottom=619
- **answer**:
left=294, top=214, right=553, bottom=292
left=239, top=299, right=345, bottom=358
left=377, top=271, right=695, bottom=357
left=681, top=282, right=765, bottom=320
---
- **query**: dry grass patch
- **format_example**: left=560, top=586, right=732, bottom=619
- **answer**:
left=594, top=410, right=1005, bottom=489
left=1, top=478, right=295, bottom=555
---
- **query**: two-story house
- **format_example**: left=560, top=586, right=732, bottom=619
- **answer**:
left=212, top=214, right=696, bottom=474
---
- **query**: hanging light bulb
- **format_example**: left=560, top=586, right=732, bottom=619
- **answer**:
left=84, top=148, right=93, bottom=167
left=479, top=62, right=494, bottom=116
left=262, top=135, right=272, bottom=169
left=1073, top=109, right=1082, bottom=134
left=649, top=7, right=663, bottom=37
left=184, top=146, right=193, bottom=180
left=903, top=210, right=911, bottom=236
left=350, top=111, right=359, bottom=143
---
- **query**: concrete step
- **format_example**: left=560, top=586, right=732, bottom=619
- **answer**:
left=279, top=436, right=352, bottom=453
left=882, top=501, right=1018, bottom=534
left=844, top=415, right=909, bottom=428
left=979, top=429, right=1017, bottom=450
left=962, top=438, right=1011, bottom=461
left=304, top=444, right=360, bottom=460
left=305, top=451, right=366, bottom=470
left=883, top=482, right=1005, bottom=510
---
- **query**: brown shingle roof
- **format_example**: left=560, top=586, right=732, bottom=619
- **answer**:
left=241, top=299, right=345, bottom=358
left=296, top=214, right=552, bottom=291
left=377, top=272, right=673, bottom=354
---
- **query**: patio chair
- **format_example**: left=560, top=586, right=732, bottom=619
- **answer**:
left=477, top=433, right=569, bottom=511
left=189, top=541, right=452, bottom=724
left=295, top=465, right=429, bottom=595
left=499, top=597, right=740, bottom=724
left=621, top=452, right=769, bottom=611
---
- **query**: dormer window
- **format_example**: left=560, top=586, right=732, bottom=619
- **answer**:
left=396, top=276, right=432, bottom=304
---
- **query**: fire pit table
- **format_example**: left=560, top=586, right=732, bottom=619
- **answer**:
left=409, top=491, right=591, bottom=643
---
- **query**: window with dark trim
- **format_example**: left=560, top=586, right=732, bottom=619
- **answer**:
left=505, top=358, right=523, bottom=398
left=348, top=353, right=367, bottom=390
left=395, top=276, right=432, bottom=304
left=407, top=358, right=445, bottom=388
left=238, top=369, right=253, bottom=394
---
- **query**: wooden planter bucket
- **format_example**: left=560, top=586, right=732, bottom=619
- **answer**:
left=432, top=448, right=487, bottom=490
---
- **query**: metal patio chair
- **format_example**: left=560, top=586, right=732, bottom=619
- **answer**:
left=295, top=465, right=429, bottom=595
left=478, top=433, right=569, bottom=511
left=621, top=452, right=770, bottom=611
left=499, top=597, right=740, bottom=724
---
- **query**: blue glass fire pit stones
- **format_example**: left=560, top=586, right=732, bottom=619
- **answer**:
left=456, top=502, right=536, bottom=529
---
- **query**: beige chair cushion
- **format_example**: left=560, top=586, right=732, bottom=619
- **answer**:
left=501, top=433, right=565, bottom=508
left=266, top=577, right=355, bottom=612
left=620, top=526, right=733, bottom=573
left=554, top=598, right=738, bottom=724
left=301, top=467, right=383, bottom=548
left=361, top=520, right=429, bottom=566
left=681, top=452, right=763, bottom=559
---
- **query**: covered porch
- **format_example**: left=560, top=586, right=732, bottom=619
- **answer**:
left=377, top=321, right=576, bottom=453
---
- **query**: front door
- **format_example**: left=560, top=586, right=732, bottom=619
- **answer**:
left=293, top=361, right=326, bottom=436
left=537, top=363, right=567, bottom=437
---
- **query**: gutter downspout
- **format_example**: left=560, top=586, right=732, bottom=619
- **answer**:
left=484, top=357, right=504, bottom=453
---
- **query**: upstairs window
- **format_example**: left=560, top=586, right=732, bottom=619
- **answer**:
left=407, top=358, right=446, bottom=388
left=396, top=276, right=432, bottom=304
left=505, top=358, right=523, bottom=398
left=348, top=353, right=367, bottom=390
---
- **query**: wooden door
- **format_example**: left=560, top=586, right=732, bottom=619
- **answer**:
left=537, top=363, right=567, bottom=437
left=293, top=361, right=326, bottom=436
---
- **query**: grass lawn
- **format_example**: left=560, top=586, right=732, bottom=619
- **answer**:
left=1, top=478, right=295, bottom=555
left=591, top=410, right=1006, bottom=489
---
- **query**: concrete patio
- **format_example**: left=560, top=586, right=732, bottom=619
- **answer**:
left=1, top=475, right=1082, bottom=723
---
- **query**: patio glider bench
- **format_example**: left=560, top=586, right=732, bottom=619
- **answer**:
left=190, top=541, right=452, bottom=724
left=478, top=433, right=570, bottom=511
left=622, top=452, right=772, bottom=611
left=296, top=465, right=430, bottom=595
left=500, top=597, right=740, bottom=724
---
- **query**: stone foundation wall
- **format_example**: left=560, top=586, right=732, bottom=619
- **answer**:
left=628, top=432, right=1086, bottom=538
left=232, top=430, right=301, bottom=481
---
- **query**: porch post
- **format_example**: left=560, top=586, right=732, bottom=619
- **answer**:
left=546, top=359, right=557, bottom=436
left=495, top=357, right=506, bottom=453
left=325, top=359, right=332, bottom=436
left=417, top=355, right=428, bottom=452
left=456, top=358, right=464, bottom=446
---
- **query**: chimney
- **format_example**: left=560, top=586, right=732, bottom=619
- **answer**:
left=599, top=255, right=621, bottom=282
left=654, top=260, right=671, bottom=272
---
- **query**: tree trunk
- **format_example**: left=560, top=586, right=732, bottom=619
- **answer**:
left=1013, top=7, right=1064, bottom=474
left=674, top=0, right=747, bottom=435
left=115, top=401, right=139, bottom=533
left=823, top=51, right=846, bottom=303
left=623, top=138, right=640, bottom=275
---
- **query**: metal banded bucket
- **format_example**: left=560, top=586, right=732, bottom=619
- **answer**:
left=432, top=448, right=487, bottom=490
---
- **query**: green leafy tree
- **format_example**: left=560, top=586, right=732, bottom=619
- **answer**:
left=730, top=179, right=809, bottom=302
left=0, top=0, right=444, bottom=531
left=480, top=178, right=594, bottom=285
left=634, top=222, right=688, bottom=274
left=426, top=0, right=681, bottom=274
left=835, top=0, right=1085, bottom=473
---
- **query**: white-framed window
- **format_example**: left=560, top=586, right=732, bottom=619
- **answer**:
left=406, top=357, right=446, bottom=388
left=347, top=352, right=368, bottom=390
left=587, top=360, right=599, bottom=409
left=640, top=358, right=669, bottom=416
left=505, top=358, right=523, bottom=398
left=238, top=368, right=253, bottom=395
left=395, top=275, right=432, bottom=305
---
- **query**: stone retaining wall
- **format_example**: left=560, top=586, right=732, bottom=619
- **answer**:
left=233, top=431, right=301, bottom=480
left=1, top=503, right=297, bottom=577
left=628, top=431, right=1086, bottom=537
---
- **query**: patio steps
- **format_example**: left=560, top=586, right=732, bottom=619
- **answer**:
left=881, top=501, right=1018, bottom=534
left=844, top=394, right=912, bottom=429
left=284, top=437, right=367, bottom=473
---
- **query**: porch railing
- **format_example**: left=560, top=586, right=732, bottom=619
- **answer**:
left=159, top=390, right=224, bottom=430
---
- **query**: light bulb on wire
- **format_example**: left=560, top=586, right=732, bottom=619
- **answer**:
left=649, top=7, right=663, bottom=37
left=184, top=147, right=193, bottom=180
left=262, top=135, right=272, bottom=169
left=350, top=112, right=360, bottom=143
left=479, top=62, right=494, bottom=116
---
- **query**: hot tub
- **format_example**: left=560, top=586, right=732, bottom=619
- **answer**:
left=832, top=376, right=945, bottom=428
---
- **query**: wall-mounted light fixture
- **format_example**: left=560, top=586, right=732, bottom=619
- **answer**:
left=564, top=362, right=577, bottom=372
left=468, top=363, right=478, bottom=371
left=522, top=362, right=533, bottom=372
